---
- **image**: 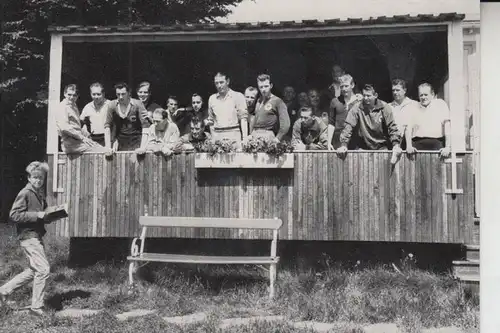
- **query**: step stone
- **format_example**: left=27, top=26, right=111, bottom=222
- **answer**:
left=452, top=260, right=479, bottom=276
left=465, top=245, right=480, bottom=261
left=163, top=312, right=207, bottom=325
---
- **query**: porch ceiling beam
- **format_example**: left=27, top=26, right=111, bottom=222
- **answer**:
left=58, top=23, right=448, bottom=43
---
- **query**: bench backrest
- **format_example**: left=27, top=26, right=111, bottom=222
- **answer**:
left=139, top=216, right=283, bottom=230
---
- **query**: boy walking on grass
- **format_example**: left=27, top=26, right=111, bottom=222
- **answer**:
left=0, top=161, right=51, bottom=316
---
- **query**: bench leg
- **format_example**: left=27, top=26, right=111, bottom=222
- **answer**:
left=269, top=263, right=277, bottom=299
left=128, top=262, right=137, bottom=285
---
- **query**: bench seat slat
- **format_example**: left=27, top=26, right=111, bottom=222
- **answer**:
left=139, top=216, right=283, bottom=230
left=127, top=253, right=280, bottom=264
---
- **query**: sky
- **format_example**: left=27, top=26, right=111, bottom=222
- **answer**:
left=221, top=0, right=480, bottom=23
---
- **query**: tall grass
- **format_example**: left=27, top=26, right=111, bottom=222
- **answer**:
left=0, top=224, right=479, bottom=333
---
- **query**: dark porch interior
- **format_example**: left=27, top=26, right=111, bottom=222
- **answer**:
left=61, top=31, right=448, bottom=109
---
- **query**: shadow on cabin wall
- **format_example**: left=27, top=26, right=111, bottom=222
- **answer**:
left=68, top=237, right=464, bottom=274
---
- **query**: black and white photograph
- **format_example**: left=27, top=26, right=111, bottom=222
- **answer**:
left=0, top=0, right=490, bottom=332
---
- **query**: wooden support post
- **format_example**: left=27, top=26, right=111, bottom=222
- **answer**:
left=47, top=34, right=63, bottom=154
left=269, top=217, right=279, bottom=299
left=447, top=21, right=466, bottom=151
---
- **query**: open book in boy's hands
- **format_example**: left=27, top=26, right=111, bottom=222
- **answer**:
left=44, top=203, right=68, bottom=222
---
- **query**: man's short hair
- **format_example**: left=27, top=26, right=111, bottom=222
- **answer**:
left=214, top=72, right=229, bottom=81
left=257, top=74, right=271, bottom=83
left=362, top=84, right=377, bottom=94
left=245, top=86, right=258, bottom=94
left=26, top=161, right=49, bottom=177
left=64, top=84, right=78, bottom=94
left=338, top=74, right=355, bottom=85
left=307, top=88, right=319, bottom=95
left=392, top=79, right=407, bottom=90
left=153, top=108, right=167, bottom=119
left=137, top=81, right=151, bottom=92
left=418, top=82, right=435, bottom=94
left=299, top=106, right=313, bottom=114
left=90, top=82, right=104, bottom=92
left=192, top=93, right=203, bottom=100
left=114, top=82, right=130, bottom=92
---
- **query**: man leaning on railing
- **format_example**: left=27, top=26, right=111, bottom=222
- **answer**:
left=291, top=106, right=328, bottom=150
left=336, top=84, right=402, bottom=161
left=406, top=83, right=451, bottom=158
left=55, top=84, right=109, bottom=154
left=135, top=108, right=180, bottom=157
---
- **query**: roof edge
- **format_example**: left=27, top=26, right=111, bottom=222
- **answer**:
left=48, top=12, right=465, bottom=33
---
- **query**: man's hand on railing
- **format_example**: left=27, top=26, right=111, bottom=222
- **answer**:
left=440, top=146, right=451, bottom=159
left=391, top=145, right=402, bottom=164
left=328, top=143, right=334, bottom=151
left=161, top=146, right=174, bottom=157
left=406, top=146, right=417, bottom=155
left=336, top=145, right=348, bottom=158
left=135, top=147, right=146, bottom=156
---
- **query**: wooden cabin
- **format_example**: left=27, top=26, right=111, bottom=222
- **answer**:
left=44, top=11, right=479, bottom=247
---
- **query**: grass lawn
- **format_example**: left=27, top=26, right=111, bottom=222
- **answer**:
left=0, top=224, right=479, bottom=333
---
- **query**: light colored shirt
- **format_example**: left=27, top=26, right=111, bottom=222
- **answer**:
left=55, top=99, right=93, bottom=153
left=389, top=97, right=419, bottom=136
left=80, top=99, right=110, bottom=135
left=410, top=98, right=451, bottom=139
left=145, top=122, right=180, bottom=150
left=208, top=89, right=248, bottom=129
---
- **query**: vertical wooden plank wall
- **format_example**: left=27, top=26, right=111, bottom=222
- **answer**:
left=46, top=152, right=474, bottom=244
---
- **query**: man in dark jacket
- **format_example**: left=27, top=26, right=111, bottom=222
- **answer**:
left=0, top=161, right=51, bottom=316
left=337, top=84, right=402, bottom=162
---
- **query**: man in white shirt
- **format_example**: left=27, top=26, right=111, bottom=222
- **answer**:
left=207, top=72, right=248, bottom=145
left=406, top=83, right=451, bottom=158
left=135, top=108, right=180, bottom=156
left=389, top=79, right=419, bottom=150
left=80, top=82, right=110, bottom=146
left=55, top=84, right=107, bottom=154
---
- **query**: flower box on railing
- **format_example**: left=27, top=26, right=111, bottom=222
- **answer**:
left=194, top=152, right=294, bottom=169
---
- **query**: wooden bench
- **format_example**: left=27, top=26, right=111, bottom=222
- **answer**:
left=126, top=216, right=283, bottom=299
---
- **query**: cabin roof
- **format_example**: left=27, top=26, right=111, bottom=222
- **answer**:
left=48, top=12, right=465, bottom=34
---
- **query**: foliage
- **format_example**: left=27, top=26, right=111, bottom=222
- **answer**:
left=196, top=139, right=239, bottom=156
left=242, top=136, right=294, bottom=157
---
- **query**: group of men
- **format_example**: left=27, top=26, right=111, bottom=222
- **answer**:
left=55, top=64, right=451, bottom=158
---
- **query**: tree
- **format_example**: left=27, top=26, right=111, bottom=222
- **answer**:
left=0, top=0, right=244, bottom=221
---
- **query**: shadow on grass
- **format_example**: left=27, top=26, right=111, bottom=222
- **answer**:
left=139, top=262, right=268, bottom=293
left=46, top=289, right=92, bottom=311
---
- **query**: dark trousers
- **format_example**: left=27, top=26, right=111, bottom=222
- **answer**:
left=412, top=137, right=445, bottom=150
left=91, top=134, right=105, bottom=147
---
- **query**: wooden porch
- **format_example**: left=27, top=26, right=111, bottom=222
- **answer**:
left=46, top=151, right=474, bottom=244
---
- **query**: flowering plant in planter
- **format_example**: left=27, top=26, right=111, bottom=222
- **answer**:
left=194, top=139, right=238, bottom=156
left=242, top=136, right=293, bottom=157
